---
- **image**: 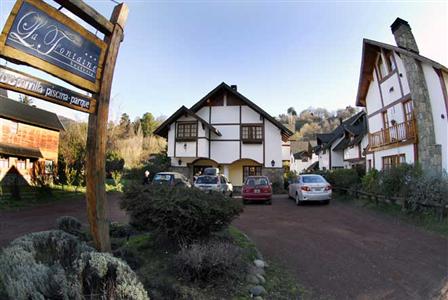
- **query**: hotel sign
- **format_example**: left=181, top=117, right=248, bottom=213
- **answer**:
left=0, top=0, right=107, bottom=93
left=0, top=65, right=96, bottom=113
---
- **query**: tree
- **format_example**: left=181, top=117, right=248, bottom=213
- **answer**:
left=19, top=95, right=33, bottom=105
left=140, top=112, right=158, bottom=137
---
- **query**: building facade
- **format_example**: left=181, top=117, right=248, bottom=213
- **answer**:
left=356, top=18, right=447, bottom=172
left=154, top=83, right=293, bottom=186
left=315, top=111, right=368, bottom=170
left=0, top=96, right=64, bottom=185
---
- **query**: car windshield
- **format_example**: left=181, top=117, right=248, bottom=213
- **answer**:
left=153, top=174, right=173, bottom=182
left=245, top=177, right=269, bottom=186
left=196, top=176, right=218, bottom=184
left=302, top=176, right=326, bottom=183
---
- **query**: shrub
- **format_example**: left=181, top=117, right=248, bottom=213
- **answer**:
left=110, top=222, right=136, bottom=239
left=378, top=163, right=422, bottom=197
left=121, top=185, right=243, bottom=243
left=56, top=216, right=82, bottom=235
left=174, top=240, right=247, bottom=284
left=0, top=230, right=148, bottom=300
left=325, top=168, right=360, bottom=189
left=406, top=171, right=448, bottom=214
left=361, top=169, right=380, bottom=194
left=112, top=170, right=123, bottom=187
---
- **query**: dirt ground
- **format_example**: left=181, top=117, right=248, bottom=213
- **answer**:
left=1, top=193, right=447, bottom=299
left=234, top=195, right=448, bottom=300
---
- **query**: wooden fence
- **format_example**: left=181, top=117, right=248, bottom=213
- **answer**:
left=335, top=187, right=448, bottom=221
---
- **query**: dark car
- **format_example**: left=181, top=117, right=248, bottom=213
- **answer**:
left=242, top=176, right=272, bottom=205
left=152, top=172, right=191, bottom=188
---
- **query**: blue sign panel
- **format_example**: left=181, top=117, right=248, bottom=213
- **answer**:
left=5, top=1, right=101, bottom=83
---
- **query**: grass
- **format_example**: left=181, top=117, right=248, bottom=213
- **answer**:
left=335, top=192, right=448, bottom=237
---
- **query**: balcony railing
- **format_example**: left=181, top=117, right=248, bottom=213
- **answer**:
left=369, top=119, right=416, bottom=149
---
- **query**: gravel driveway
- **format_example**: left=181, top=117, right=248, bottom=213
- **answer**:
left=234, top=195, right=448, bottom=300
left=1, top=193, right=447, bottom=299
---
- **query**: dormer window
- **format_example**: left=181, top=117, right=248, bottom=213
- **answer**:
left=377, top=50, right=396, bottom=80
left=177, top=122, right=197, bottom=141
left=241, top=125, right=263, bottom=144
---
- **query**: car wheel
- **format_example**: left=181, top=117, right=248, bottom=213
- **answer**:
left=323, top=199, right=330, bottom=205
left=295, top=193, right=301, bottom=206
left=243, top=199, right=247, bottom=205
left=266, top=199, right=272, bottom=205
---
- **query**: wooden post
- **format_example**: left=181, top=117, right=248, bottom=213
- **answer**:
left=85, top=3, right=129, bottom=252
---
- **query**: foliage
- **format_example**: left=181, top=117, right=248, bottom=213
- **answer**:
left=112, top=170, right=123, bottom=188
left=30, top=161, right=53, bottom=197
left=106, top=151, right=125, bottom=177
left=406, top=171, right=448, bottom=214
left=56, top=216, right=82, bottom=235
left=65, top=166, right=77, bottom=187
left=121, top=185, right=243, bottom=243
left=378, top=163, right=422, bottom=197
left=140, top=112, right=159, bottom=137
left=325, top=168, right=361, bottom=189
left=361, top=169, right=380, bottom=194
left=174, top=240, right=247, bottom=284
left=0, top=230, right=148, bottom=300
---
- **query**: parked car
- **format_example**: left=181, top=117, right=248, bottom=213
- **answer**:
left=152, top=172, right=191, bottom=188
left=288, top=174, right=331, bottom=205
left=242, top=176, right=272, bottom=205
left=194, top=174, right=233, bottom=197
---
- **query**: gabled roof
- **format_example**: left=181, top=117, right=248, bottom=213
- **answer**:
left=190, top=82, right=293, bottom=141
left=0, top=96, right=64, bottom=131
left=356, top=39, right=448, bottom=107
left=154, top=105, right=221, bottom=138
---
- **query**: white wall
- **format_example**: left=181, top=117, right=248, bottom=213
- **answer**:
left=264, top=121, right=283, bottom=168
left=241, top=144, right=263, bottom=164
left=380, top=73, right=402, bottom=106
left=422, top=64, right=448, bottom=172
left=368, top=113, right=383, bottom=133
left=360, top=135, right=369, bottom=157
left=196, top=107, right=210, bottom=121
left=167, top=123, right=175, bottom=157
left=241, top=106, right=262, bottom=123
left=319, top=151, right=330, bottom=170
left=214, top=125, right=239, bottom=139
left=330, top=136, right=345, bottom=168
left=282, top=144, right=290, bottom=161
left=366, top=70, right=382, bottom=114
left=344, top=145, right=360, bottom=160
left=211, top=106, right=239, bottom=123
left=175, top=141, right=196, bottom=157
left=292, top=153, right=318, bottom=173
left=372, top=144, right=415, bottom=170
left=210, top=141, right=239, bottom=163
left=393, top=53, right=410, bottom=95
left=197, top=138, right=209, bottom=158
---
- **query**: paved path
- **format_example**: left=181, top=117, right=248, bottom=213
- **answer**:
left=234, top=195, right=448, bottom=300
left=0, top=193, right=127, bottom=247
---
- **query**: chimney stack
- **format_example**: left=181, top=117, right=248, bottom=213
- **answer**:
left=230, top=85, right=237, bottom=91
left=390, top=18, right=419, bottom=54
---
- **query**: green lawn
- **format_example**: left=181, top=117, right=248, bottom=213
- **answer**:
left=335, top=192, right=448, bottom=237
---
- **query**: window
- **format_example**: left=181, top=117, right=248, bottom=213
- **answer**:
left=243, top=166, right=262, bottom=182
left=17, top=159, right=26, bottom=170
left=377, top=55, right=385, bottom=79
left=403, top=100, right=414, bottom=122
left=241, top=125, right=263, bottom=143
left=385, top=51, right=395, bottom=73
left=382, top=154, right=405, bottom=170
left=0, top=158, right=8, bottom=169
left=45, top=160, right=53, bottom=174
left=177, top=122, right=197, bottom=140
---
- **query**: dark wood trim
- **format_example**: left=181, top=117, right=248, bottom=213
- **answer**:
left=434, top=68, right=448, bottom=115
left=210, top=139, right=240, bottom=142
left=391, top=53, right=404, bottom=97
left=239, top=105, right=242, bottom=159
left=262, top=117, right=266, bottom=166
left=208, top=106, right=211, bottom=158
left=367, top=93, right=411, bottom=118
left=195, top=121, right=199, bottom=157
left=175, top=138, right=197, bottom=142
left=372, top=151, right=376, bottom=170
left=329, top=147, right=332, bottom=169
left=374, top=66, right=385, bottom=108
left=378, top=69, right=397, bottom=85
left=242, top=140, right=263, bottom=144
left=173, top=122, right=177, bottom=157
left=211, top=123, right=240, bottom=126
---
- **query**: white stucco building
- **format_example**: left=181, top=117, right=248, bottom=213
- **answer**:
left=154, top=83, right=293, bottom=186
left=356, top=18, right=447, bottom=172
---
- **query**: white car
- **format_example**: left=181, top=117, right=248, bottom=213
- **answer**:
left=194, top=174, right=233, bottom=197
left=288, top=174, right=332, bottom=205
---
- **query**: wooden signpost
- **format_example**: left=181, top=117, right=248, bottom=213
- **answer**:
left=0, top=0, right=129, bottom=252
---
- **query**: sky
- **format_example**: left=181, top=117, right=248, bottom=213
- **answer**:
left=0, top=0, right=447, bottom=123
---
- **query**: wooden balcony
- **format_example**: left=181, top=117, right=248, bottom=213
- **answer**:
left=369, top=119, right=416, bottom=149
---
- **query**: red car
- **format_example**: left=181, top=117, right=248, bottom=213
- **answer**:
left=242, top=176, right=272, bottom=205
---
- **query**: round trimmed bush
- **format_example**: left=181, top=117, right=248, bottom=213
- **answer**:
left=121, top=185, right=243, bottom=243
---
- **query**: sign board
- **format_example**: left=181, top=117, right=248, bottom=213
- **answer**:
left=0, top=0, right=106, bottom=93
left=0, top=65, right=96, bottom=113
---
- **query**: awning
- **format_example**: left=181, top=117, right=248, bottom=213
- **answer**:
left=0, top=143, right=43, bottom=159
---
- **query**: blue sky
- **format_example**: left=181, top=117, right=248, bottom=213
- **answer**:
left=1, top=0, right=447, bottom=122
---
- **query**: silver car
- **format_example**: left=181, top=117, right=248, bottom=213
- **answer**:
left=194, top=174, right=233, bottom=197
left=288, top=174, right=332, bottom=205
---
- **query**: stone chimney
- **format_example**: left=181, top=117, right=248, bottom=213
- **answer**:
left=390, top=18, right=442, bottom=173
left=391, top=18, right=419, bottom=54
